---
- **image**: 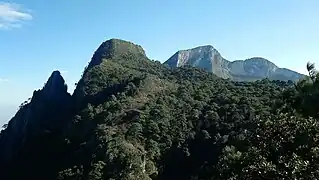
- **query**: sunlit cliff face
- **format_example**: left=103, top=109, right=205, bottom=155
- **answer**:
left=165, top=45, right=304, bottom=81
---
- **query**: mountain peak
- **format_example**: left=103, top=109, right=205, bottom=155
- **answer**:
left=42, top=70, right=68, bottom=101
left=164, top=45, right=304, bottom=81
left=177, top=45, right=220, bottom=55
left=245, top=57, right=277, bottom=66
left=166, top=45, right=222, bottom=67
left=73, top=39, right=148, bottom=105
left=87, top=38, right=146, bottom=69
left=165, top=44, right=229, bottom=78
left=46, top=70, right=63, bottom=84
left=45, top=70, right=65, bottom=90
left=0, top=70, right=71, bottom=166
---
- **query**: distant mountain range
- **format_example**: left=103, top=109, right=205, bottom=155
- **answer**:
left=164, top=45, right=305, bottom=81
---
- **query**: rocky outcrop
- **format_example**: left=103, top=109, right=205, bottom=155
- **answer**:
left=164, top=46, right=304, bottom=81
left=73, top=39, right=148, bottom=106
left=42, top=71, right=69, bottom=101
left=0, top=71, right=72, bottom=179
left=87, top=38, right=146, bottom=69
left=165, top=45, right=231, bottom=79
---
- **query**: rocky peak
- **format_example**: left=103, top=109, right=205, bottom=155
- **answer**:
left=165, top=45, right=230, bottom=78
left=42, top=71, right=68, bottom=101
left=240, top=57, right=278, bottom=76
left=166, top=45, right=224, bottom=68
left=190, top=45, right=220, bottom=54
left=165, top=45, right=304, bottom=82
left=87, top=38, right=146, bottom=69
left=244, top=57, right=278, bottom=68
left=73, top=39, right=148, bottom=104
left=0, top=71, right=72, bottom=164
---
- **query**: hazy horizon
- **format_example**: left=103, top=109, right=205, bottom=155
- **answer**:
left=0, top=104, right=18, bottom=126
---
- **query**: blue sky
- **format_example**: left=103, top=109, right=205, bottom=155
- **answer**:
left=0, top=0, right=319, bottom=124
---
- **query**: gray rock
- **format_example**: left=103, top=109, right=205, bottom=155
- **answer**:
left=164, top=46, right=305, bottom=81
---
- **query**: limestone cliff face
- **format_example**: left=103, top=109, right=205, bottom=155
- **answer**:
left=229, top=58, right=278, bottom=77
left=0, top=71, right=72, bottom=165
left=165, top=46, right=304, bottom=81
left=165, top=45, right=231, bottom=79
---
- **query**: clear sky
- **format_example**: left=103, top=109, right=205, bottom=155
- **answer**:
left=0, top=0, right=319, bottom=124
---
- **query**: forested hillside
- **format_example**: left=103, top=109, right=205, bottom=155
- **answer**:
left=0, top=39, right=318, bottom=180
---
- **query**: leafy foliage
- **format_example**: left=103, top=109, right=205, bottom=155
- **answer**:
left=0, top=40, right=318, bottom=180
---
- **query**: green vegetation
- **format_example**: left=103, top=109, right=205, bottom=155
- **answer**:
left=0, top=39, right=318, bottom=180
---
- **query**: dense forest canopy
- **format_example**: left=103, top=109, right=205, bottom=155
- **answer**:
left=0, top=39, right=318, bottom=180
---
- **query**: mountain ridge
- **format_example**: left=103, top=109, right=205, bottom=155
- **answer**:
left=164, top=45, right=304, bottom=81
left=0, top=71, right=73, bottom=179
left=1, top=38, right=318, bottom=180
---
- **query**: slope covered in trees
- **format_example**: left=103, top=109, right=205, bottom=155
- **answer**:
left=0, top=39, right=318, bottom=180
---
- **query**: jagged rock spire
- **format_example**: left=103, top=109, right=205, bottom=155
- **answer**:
left=42, top=71, right=68, bottom=101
